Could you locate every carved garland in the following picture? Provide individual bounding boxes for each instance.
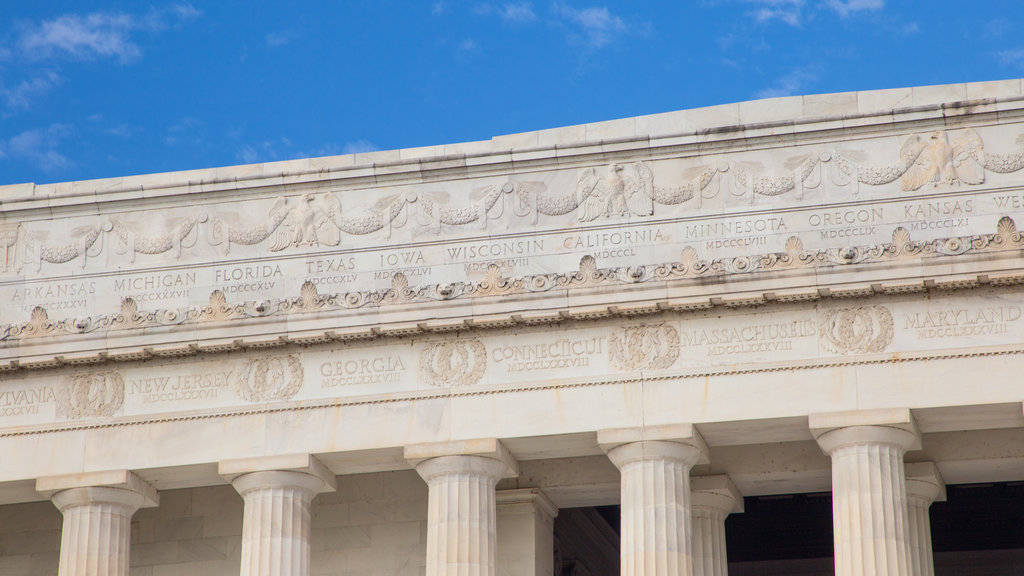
[6,128,1024,272]
[2,216,1023,345]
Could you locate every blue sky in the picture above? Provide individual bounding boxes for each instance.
[1,1,1022,186]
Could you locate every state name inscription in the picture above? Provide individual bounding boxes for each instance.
[4,188,1024,322]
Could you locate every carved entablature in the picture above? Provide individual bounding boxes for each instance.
[5,98,1024,370]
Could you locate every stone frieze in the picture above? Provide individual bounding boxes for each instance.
[4,127,1024,273]
[2,215,1022,346]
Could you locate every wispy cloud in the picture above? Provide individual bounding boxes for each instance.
[165,117,204,146]
[16,4,201,63]
[474,3,537,23]
[741,0,881,26]
[2,70,62,113]
[432,2,446,15]
[0,124,74,173]
[342,140,378,154]
[19,13,143,63]
[984,18,1010,38]
[265,30,291,47]
[755,67,816,98]
[551,3,629,48]
[997,48,1024,69]
[826,0,883,18]
[744,0,804,26]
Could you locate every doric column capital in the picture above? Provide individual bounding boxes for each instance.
[221,454,334,576]
[810,408,921,454]
[905,462,946,505]
[405,437,519,480]
[37,469,159,511]
[409,439,516,576]
[38,470,156,576]
[598,423,709,468]
[691,474,744,515]
[218,452,337,494]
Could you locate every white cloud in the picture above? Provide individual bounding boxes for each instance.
[826,0,883,17]
[551,3,628,48]
[432,2,446,15]
[457,37,480,57]
[266,30,291,47]
[19,13,142,63]
[998,48,1024,68]
[500,3,537,23]
[169,3,203,21]
[1,124,74,173]
[755,68,816,98]
[17,5,201,63]
[2,70,61,112]
[744,0,803,26]
[342,140,378,155]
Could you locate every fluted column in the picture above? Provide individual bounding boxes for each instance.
[220,454,336,576]
[905,463,945,576]
[599,425,709,576]
[406,438,519,576]
[811,409,921,576]
[37,470,158,576]
[690,475,743,576]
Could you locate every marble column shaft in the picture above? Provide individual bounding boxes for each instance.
[38,470,158,576]
[51,487,151,576]
[606,440,704,576]
[816,424,919,576]
[233,470,331,576]
[417,455,511,576]
[690,476,743,576]
[905,463,945,576]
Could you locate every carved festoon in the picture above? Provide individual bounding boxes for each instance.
[6,128,1024,272]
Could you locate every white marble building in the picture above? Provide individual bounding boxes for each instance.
[3,80,1024,575]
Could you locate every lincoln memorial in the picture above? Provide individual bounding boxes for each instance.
[3,80,1024,575]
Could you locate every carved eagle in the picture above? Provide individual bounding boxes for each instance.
[576,162,654,222]
[268,193,343,252]
[899,129,985,191]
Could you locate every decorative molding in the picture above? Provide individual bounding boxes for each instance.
[5,128,1024,270]
[55,371,125,419]
[418,339,488,387]
[235,355,304,402]
[609,324,681,371]
[3,216,1023,347]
